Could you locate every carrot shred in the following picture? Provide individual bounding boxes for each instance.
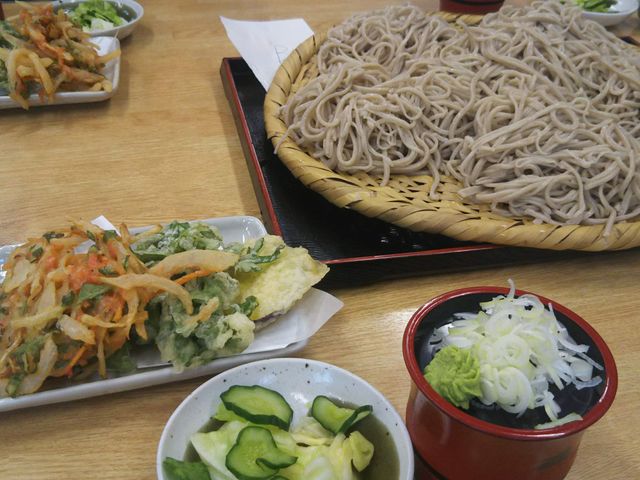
[113,302,123,322]
[175,269,211,285]
[64,345,87,377]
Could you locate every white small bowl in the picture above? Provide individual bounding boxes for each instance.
[54,0,144,40]
[157,357,415,480]
[581,0,639,27]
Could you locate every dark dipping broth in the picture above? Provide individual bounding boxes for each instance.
[415,292,607,430]
[184,400,400,480]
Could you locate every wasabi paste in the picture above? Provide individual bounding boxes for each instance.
[424,345,482,409]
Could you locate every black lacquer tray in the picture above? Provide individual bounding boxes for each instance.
[220,58,587,289]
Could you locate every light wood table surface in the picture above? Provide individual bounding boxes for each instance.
[1,1,639,479]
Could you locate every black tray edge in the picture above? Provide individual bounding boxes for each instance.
[219,58,593,288]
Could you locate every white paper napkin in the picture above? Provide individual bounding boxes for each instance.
[220,16,314,90]
[245,288,343,353]
[91,214,119,232]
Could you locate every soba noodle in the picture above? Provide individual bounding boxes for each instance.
[278,1,640,233]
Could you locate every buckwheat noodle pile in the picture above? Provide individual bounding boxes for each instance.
[278,1,640,234]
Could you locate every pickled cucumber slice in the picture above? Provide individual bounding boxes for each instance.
[220,385,293,430]
[225,426,297,480]
[310,396,372,434]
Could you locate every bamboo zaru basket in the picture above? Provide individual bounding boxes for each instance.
[263,11,640,251]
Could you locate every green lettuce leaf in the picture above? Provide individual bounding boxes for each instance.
[163,457,210,480]
[191,421,247,480]
[290,416,334,447]
[68,0,124,28]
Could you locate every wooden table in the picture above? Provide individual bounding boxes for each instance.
[1,1,639,479]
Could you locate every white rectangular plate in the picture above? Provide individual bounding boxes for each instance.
[0,36,121,110]
[0,216,336,412]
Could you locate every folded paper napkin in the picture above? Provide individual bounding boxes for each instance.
[220,16,314,90]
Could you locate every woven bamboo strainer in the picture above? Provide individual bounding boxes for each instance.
[264,11,640,251]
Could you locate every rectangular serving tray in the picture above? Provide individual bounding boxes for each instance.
[0,216,314,412]
[220,57,592,288]
[0,36,120,110]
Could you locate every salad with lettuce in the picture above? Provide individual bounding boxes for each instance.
[573,0,617,12]
[67,0,125,33]
[164,385,375,480]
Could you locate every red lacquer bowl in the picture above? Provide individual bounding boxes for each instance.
[402,287,618,480]
[439,0,505,14]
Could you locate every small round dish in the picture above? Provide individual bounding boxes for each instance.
[581,0,639,27]
[157,357,414,480]
[402,286,618,480]
[53,0,143,39]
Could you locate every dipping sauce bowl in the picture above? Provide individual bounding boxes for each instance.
[402,286,617,480]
